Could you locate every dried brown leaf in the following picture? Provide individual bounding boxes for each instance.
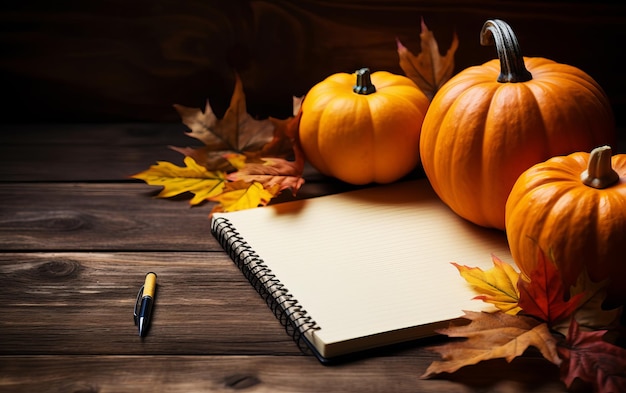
[172,74,275,171]
[422,311,560,378]
[397,18,458,100]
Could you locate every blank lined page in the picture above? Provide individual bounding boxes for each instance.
[212,179,513,357]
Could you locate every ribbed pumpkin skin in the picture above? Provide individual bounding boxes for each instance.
[505,152,626,304]
[419,57,616,230]
[299,71,430,185]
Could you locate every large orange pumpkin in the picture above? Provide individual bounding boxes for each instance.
[299,68,430,185]
[505,145,626,305]
[419,19,616,230]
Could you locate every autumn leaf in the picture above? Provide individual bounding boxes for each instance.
[259,97,304,158]
[452,254,521,314]
[517,248,585,326]
[557,319,626,393]
[226,156,305,196]
[224,109,305,195]
[397,18,458,100]
[223,153,248,171]
[134,75,305,213]
[131,156,226,205]
[552,270,624,337]
[421,310,560,378]
[170,74,287,172]
[210,180,281,213]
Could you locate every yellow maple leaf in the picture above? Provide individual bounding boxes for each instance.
[452,255,521,314]
[223,153,248,170]
[131,156,226,205]
[210,180,280,213]
[397,18,458,100]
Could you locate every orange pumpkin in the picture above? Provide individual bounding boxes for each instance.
[419,19,616,230]
[299,68,430,185]
[505,145,626,305]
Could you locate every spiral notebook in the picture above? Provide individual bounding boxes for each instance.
[211,179,513,363]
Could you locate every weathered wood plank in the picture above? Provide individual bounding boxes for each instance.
[0,251,451,359]
[1,1,624,125]
[0,123,197,182]
[0,355,565,393]
[0,252,301,355]
[0,123,322,182]
[0,183,219,251]
[0,180,365,251]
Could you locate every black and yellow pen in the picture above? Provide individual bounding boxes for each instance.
[134,272,157,337]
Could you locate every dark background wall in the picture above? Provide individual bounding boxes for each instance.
[1,1,625,127]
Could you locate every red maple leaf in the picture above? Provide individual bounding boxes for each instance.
[558,319,626,393]
[517,248,584,326]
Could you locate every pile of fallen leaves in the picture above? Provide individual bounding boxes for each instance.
[132,19,455,214]
[132,76,306,214]
[424,250,626,392]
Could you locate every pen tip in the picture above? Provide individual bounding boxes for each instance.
[138,318,147,337]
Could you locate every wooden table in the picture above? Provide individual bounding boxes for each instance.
[2,123,620,393]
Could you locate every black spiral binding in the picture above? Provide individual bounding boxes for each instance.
[211,216,321,357]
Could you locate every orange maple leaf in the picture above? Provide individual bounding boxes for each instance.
[421,310,560,379]
[397,18,458,100]
[453,254,521,314]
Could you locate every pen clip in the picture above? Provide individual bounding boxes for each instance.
[133,285,145,325]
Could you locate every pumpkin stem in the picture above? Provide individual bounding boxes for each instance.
[480,19,532,83]
[353,68,376,95]
[581,145,620,189]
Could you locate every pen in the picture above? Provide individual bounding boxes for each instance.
[134,272,157,337]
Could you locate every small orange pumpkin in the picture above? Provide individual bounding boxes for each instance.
[419,19,616,230]
[505,145,626,305]
[299,68,430,185]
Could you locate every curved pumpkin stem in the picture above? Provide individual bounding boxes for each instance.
[480,19,532,83]
[353,68,377,95]
[581,145,620,189]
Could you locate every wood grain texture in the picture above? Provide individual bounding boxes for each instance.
[0,355,564,393]
[0,181,360,251]
[0,184,218,251]
[0,252,297,355]
[0,123,193,181]
[0,123,324,182]
[1,0,625,126]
